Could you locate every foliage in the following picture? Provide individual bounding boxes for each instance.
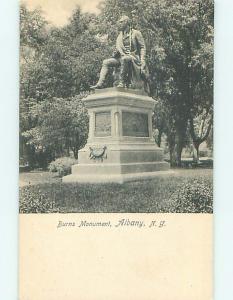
[189,105,213,162]
[20,4,48,101]
[20,6,111,101]
[97,0,213,165]
[168,179,213,213]
[19,5,110,166]
[19,185,58,213]
[22,96,89,159]
[49,157,78,177]
[20,3,48,49]
[19,170,213,213]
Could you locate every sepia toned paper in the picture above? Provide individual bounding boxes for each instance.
[19,214,212,300]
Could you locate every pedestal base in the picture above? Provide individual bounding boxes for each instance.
[63,170,173,184]
[62,88,170,184]
[62,142,170,184]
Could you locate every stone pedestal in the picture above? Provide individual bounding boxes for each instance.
[63,87,170,183]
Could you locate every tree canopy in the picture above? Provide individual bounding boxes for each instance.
[20,0,214,167]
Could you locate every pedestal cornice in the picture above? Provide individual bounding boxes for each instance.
[83,87,156,110]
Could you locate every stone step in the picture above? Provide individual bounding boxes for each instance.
[63,170,174,184]
[72,161,169,175]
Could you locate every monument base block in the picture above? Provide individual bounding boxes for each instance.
[63,142,171,184]
[62,88,170,184]
[63,170,172,184]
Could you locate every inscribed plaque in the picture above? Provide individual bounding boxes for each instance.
[122,111,149,137]
[95,111,111,137]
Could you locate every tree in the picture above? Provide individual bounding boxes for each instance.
[96,0,213,166]
[20,4,49,167]
[187,5,214,160]
[19,5,108,165]
[189,105,213,162]
[22,96,89,160]
[20,3,48,49]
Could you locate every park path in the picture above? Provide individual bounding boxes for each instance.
[19,171,61,187]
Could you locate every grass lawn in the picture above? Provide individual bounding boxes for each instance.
[19,170,61,187]
[19,169,213,213]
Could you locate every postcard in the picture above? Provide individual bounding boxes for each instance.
[19,1,213,299]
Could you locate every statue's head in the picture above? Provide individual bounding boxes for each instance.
[117,15,131,31]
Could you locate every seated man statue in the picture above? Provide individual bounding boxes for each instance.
[91,15,150,93]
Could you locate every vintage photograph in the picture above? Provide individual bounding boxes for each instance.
[19,0,214,213]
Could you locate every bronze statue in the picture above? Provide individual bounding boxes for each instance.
[91,15,150,93]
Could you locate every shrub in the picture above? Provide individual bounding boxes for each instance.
[168,179,213,213]
[19,185,59,213]
[48,157,78,177]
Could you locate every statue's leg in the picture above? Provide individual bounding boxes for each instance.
[96,58,120,87]
[118,56,132,87]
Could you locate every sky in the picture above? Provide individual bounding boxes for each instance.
[23,0,102,26]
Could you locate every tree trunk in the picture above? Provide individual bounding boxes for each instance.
[66,146,70,157]
[189,115,213,164]
[170,147,177,167]
[176,142,183,167]
[175,122,186,167]
[167,135,176,167]
[169,143,183,167]
[157,130,162,147]
[73,148,79,160]
[193,142,200,163]
[166,121,185,167]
